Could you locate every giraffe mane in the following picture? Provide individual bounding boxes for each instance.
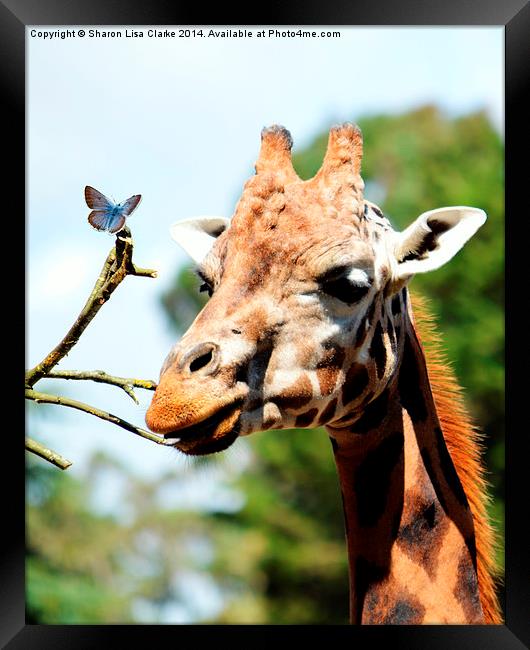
[410,292,503,624]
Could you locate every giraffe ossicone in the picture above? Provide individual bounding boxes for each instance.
[146,123,500,625]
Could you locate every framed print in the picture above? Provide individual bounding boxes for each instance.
[9,0,529,646]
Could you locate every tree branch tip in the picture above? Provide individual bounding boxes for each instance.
[132,266,158,278]
[26,389,170,447]
[123,386,140,404]
[26,437,72,470]
[159,438,179,446]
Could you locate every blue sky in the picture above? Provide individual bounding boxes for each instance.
[27,25,503,484]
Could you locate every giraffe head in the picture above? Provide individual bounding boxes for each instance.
[146,124,485,454]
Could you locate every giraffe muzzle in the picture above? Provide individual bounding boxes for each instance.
[161,401,243,455]
[145,339,249,455]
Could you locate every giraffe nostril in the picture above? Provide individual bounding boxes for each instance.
[189,349,213,372]
[180,342,220,375]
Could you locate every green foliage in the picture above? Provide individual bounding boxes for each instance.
[26,458,132,623]
[26,454,213,623]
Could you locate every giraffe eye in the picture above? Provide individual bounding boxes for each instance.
[321,278,369,304]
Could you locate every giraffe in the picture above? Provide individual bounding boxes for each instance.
[146,124,501,624]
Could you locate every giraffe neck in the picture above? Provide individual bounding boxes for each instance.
[326,321,483,624]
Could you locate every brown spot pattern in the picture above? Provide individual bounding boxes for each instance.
[366,300,377,326]
[318,397,338,425]
[295,408,318,427]
[398,334,427,421]
[453,547,483,622]
[370,321,387,379]
[362,572,425,625]
[391,293,401,315]
[420,446,448,513]
[375,593,426,625]
[341,363,369,405]
[354,317,369,348]
[352,390,390,434]
[432,426,469,509]
[396,481,449,580]
[316,346,345,396]
[354,429,404,526]
[275,374,313,411]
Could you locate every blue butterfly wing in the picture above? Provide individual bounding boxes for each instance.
[107,212,126,233]
[85,186,115,211]
[88,209,126,233]
[118,194,142,217]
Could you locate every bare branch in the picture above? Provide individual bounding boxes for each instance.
[26,389,174,447]
[26,437,72,470]
[25,224,164,469]
[25,227,157,388]
[130,266,158,278]
[45,370,157,404]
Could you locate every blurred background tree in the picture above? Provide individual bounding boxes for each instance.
[27,105,503,623]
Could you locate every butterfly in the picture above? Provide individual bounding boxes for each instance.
[85,186,142,234]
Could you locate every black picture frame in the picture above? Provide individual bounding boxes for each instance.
[11,0,529,646]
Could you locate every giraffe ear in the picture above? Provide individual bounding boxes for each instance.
[393,207,487,279]
[169,217,230,264]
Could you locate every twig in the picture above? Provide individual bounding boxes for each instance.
[25,227,157,389]
[45,370,157,404]
[26,389,174,446]
[25,225,165,468]
[26,437,72,470]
